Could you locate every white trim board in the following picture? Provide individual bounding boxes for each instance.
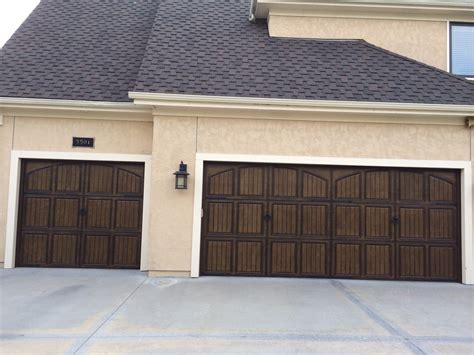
[190,153,473,284]
[130,92,474,117]
[4,150,152,271]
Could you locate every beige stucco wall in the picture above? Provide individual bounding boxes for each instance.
[269,15,448,70]
[1,112,471,273]
[12,116,153,153]
[0,115,153,264]
[147,116,197,274]
[0,116,15,264]
[146,115,471,274]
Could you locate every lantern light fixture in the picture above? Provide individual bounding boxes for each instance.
[174,161,190,189]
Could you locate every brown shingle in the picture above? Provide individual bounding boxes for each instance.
[1,0,473,105]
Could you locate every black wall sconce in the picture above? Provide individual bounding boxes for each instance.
[174,161,190,189]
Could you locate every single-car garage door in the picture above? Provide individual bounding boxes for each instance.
[16,160,144,269]
[200,163,460,281]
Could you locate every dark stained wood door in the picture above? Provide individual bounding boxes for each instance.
[16,160,144,269]
[200,163,461,281]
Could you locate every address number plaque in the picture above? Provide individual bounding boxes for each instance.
[72,137,95,148]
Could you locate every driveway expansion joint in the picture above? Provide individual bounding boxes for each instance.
[71,277,147,354]
[331,280,427,355]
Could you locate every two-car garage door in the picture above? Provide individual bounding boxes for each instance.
[16,160,144,269]
[200,163,461,281]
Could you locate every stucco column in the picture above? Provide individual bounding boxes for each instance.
[147,115,197,277]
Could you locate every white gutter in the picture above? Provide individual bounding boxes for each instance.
[0,97,150,113]
[250,0,474,21]
[129,92,474,117]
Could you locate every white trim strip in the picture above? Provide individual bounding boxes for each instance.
[4,151,152,271]
[130,92,474,117]
[0,97,150,113]
[253,0,474,21]
[190,153,473,284]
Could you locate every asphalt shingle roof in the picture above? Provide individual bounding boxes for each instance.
[1,0,473,105]
[0,0,159,102]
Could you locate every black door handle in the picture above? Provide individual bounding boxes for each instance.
[391,216,400,225]
[79,208,87,216]
[263,214,272,222]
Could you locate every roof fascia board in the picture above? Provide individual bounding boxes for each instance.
[129,92,474,118]
[254,0,474,21]
[0,97,149,113]
[0,97,152,121]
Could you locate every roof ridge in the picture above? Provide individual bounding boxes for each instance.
[358,40,473,86]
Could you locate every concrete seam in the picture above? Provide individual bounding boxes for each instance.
[331,280,426,355]
[71,277,147,354]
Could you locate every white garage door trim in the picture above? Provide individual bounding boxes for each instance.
[4,150,152,271]
[191,153,473,284]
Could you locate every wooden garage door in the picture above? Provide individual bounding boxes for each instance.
[200,163,461,281]
[16,160,144,269]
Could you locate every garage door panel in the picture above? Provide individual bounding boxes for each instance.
[399,245,426,278]
[56,164,82,192]
[239,167,265,197]
[399,207,426,240]
[272,167,298,197]
[365,244,393,278]
[116,169,143,194]
[334,170,362,200]
[19,233,49,265]
[301,204,329,237]
[271,204,298,235]
[51,234,78,266]
[82,235,110,266]
[365,171,391,200]
[236,241,264,274]
[201,163,460,281]
[115,200,141,229]
[112,236,140,267]
[86,164,114,194]
[302,170,329,199]
[399,171,424,201]
[17,160,144,269]
[237,203,263,235]
[429,208,455,240]
[208,167,234,196]
[85,199,113,229]
[365,206,392,239]
[205,240,233,273]
[429,246,455,278]
[24,197,51,227]
[429,173,456,203]
[207,202,234,234]
[335,205,361,238]
[25,164,53,192]
[301,242,329,276]
[333,243,361,277]
[53,198,80,227]
[270,241,297,275]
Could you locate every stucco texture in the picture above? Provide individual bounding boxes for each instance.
[12,117,153,154]
[145,115,471,274]
[197,117,469,161]
[269,15,448,70]
[0,116,14,263]
[146,116,197,273]
[0,115,153,265]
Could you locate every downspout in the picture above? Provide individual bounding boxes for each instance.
[249,0,257,22]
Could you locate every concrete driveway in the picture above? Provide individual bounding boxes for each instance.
[0,269,473,354]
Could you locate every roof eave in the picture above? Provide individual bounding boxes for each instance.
[129,92,474,118]
[251,0,474,21]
